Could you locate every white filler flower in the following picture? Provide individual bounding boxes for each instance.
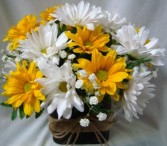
[37,57,84,119]
[20,23,68,64]
[77,70,87,78]
[97,112,107,121]
[89,96,98,105]
[79,118,90,127]
[122,66,155,122]
[112,25,165,66]
[68,54,76,60]
[75,79,83,89]
[52,1,103,30]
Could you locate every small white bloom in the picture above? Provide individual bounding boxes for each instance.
[89,96,98,105]
[78,70,87,78]
[68,54,76,60]
[92,81,100,89]
[59,50,67,58]
[89,73,96,82]
[79,118,90,127]
[75,79,83,89]
[97,112,107,121]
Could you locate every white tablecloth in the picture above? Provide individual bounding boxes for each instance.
[0,0,167,146]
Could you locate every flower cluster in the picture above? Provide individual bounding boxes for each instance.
[1,1,165,126]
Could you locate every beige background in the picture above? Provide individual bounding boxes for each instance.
[0,0,167,146]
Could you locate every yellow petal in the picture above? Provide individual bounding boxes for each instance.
[112,93,120,101]
[35,70,43,78]
[108,62,126,75]
[24,103,33,116]
[34,90,45,101]
[73,58,90,68]
[73,47,85,53]
[34,99,41,113]
[6,94,24,104]
[116,82,128,89]
[28,62,37,80]
[106,83,116,95]
[108,72,128,82]
[13,100,23,108]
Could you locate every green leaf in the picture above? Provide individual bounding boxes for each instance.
[11,109,17,121]
[61,24,67,32]
[19,108,25,119]
[6,54,16,59]
[35,109,44,119]
[106,35,113,47]
[126,58,151,69]
[1,102,12,108]
[70,27,77,34]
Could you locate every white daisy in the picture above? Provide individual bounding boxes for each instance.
[101,11,127,32]
[37,57,84,119]
[52,1,103,30]
[122,66,155,122]
[19,23,68,64]
[112,25,165,66]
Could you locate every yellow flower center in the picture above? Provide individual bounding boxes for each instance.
[41,49,47,54]
[59,82,67,92]
[84,41,93,46]
[136,27,141,33]
[24,82,32,93]
[144,39,150,45]
[96,70,108,81]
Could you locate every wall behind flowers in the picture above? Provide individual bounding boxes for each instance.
[0,0,167,146]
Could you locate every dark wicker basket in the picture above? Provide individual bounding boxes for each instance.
[49,106,110,144]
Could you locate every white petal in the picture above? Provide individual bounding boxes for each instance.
[56,32,68,49]
[63,108,72,119]
[86,23,95,30]
[57,99,68,119]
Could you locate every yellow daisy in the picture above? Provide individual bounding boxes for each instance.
[3,15,39,51]
[40,6,56,24]
[2,61,45,116]
[65,26,110,54]
[74,49,131,101]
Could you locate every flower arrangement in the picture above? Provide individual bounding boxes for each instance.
[1,1,165,145]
